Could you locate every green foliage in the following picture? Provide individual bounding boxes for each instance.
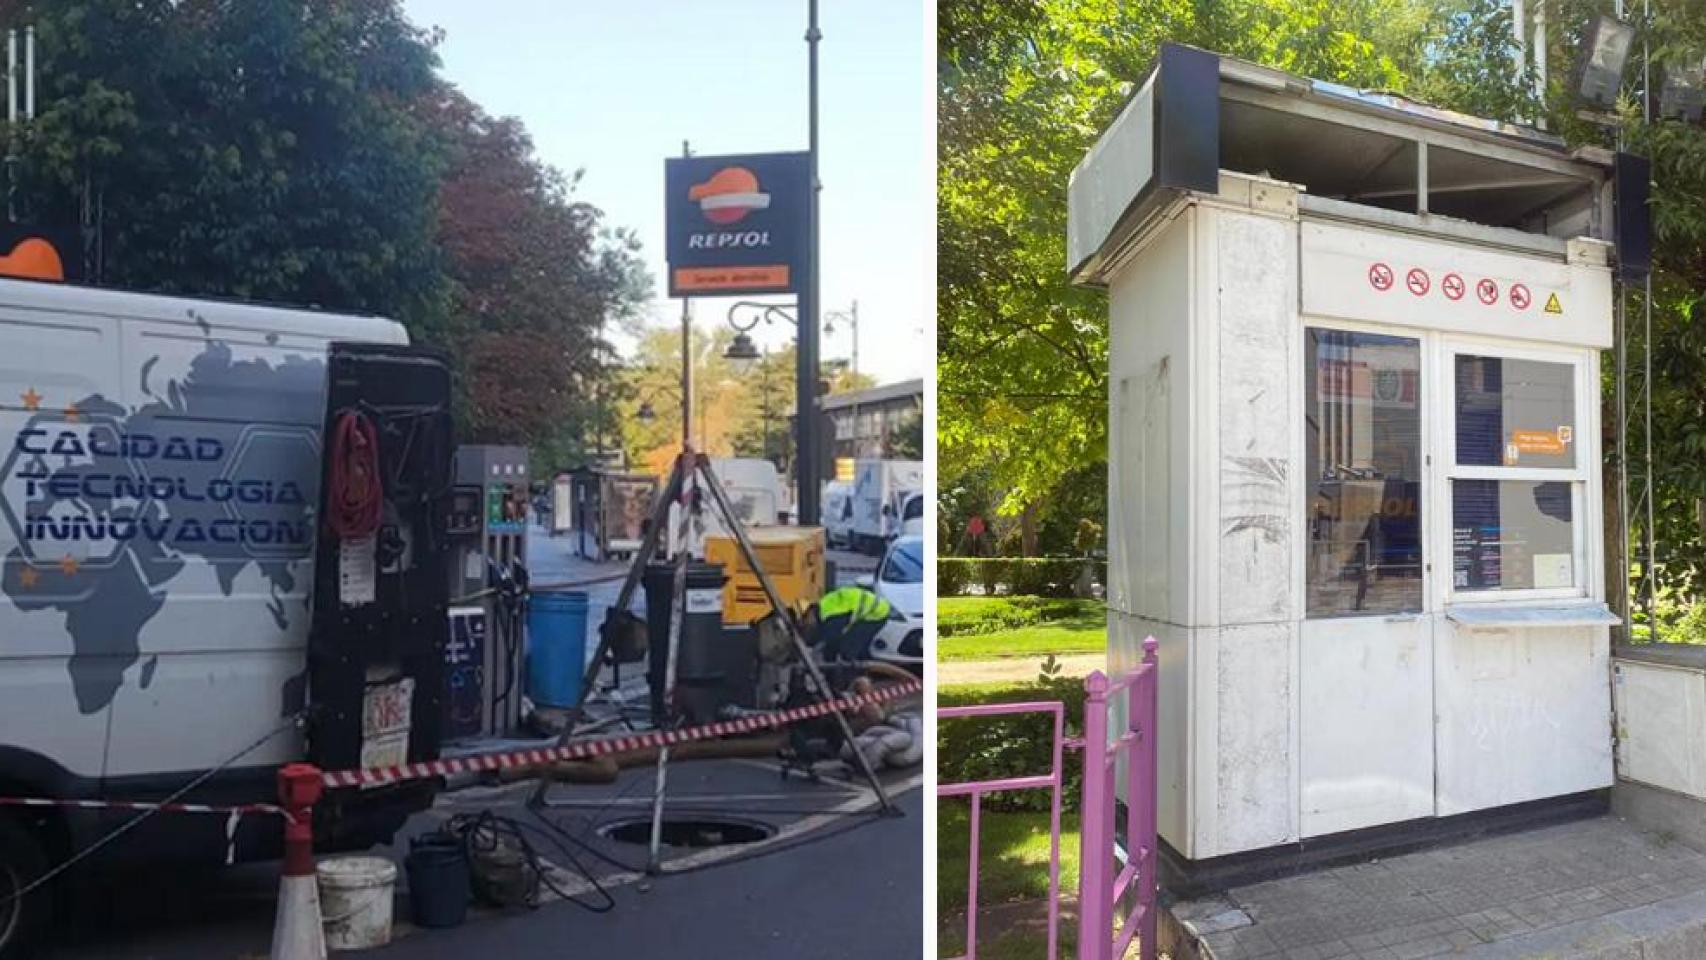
[939,556,969,597]
[938,0,1442,519]
[1,1,650,464]
[938,557,1103,597]
[938,595,1104,637]
[939,675,1087,813]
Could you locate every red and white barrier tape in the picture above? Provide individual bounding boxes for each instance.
[321,678,924,789]
[0,796,290,820]
[0,797,292,866]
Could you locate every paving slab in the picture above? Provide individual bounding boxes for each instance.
[1168,816,1706,960]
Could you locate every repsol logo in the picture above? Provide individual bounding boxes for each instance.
[15,429,225,462]
[686,231,772,250]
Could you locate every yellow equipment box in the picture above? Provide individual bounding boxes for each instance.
[704,526,827,625]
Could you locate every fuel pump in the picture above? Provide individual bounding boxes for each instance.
[442,445,530,738]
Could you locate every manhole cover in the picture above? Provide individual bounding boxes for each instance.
[599,816,776,848]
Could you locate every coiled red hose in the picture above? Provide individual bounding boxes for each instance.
[327,410,383,540]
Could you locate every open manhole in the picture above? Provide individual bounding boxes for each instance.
[599,816,776,849]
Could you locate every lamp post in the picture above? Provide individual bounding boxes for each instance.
[824,300,859,379]
[799,0,822,525]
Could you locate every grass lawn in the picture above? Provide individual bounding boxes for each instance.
[939,804,1082,957]
[940,622,1107,662]
[938,805,1081,910]
[939,595,1103,637]
[939,595,1107,662]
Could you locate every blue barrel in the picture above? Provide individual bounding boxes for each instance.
[527,590,589,708]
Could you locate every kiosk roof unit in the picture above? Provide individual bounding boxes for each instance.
[1072,46,1635,889]
[1069,44,1636,287]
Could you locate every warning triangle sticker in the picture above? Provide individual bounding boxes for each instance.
[1544,292,1563,314]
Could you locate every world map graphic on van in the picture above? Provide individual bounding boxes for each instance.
[0,342,324,714]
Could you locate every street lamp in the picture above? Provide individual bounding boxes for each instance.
[824,300,859,378]
[1574,14,1636,110]
[725,331,763,367]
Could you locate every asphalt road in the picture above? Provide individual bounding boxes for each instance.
[47,530,920,959]
[51,778,922,959]
[371,788,924,960]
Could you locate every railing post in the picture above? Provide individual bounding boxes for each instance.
[1078,671,1111,960]
[1139,637,1160,960]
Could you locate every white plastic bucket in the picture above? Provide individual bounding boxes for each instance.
[316,855,398,950]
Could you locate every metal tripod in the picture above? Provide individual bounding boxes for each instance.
[527,447,897,874]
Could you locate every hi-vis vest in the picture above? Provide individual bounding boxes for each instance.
[819,585,890,623]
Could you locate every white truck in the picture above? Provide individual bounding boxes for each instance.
[851,458,923,554]
[822,480,856,548]
[0,278,443,953]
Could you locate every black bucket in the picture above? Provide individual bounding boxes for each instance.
[405,834,470,929]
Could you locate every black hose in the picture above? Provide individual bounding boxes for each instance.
[436,809,615,914]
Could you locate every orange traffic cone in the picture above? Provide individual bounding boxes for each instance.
[271,764,326,960]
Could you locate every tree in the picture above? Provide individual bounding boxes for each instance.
[7,0,452,324]
[428,89,650,465]
[0,0,652,471]
[937,0,1443,528]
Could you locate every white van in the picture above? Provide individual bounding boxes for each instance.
[822,480,856,548]
[0,279,439,952]
[852,459,924,554]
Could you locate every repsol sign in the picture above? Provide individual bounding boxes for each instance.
[665,151,809,297]
[686,231,772,250]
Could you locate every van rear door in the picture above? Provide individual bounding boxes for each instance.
[306,342,453,774]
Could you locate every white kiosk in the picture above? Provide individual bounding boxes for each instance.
[1070,45,1649,887]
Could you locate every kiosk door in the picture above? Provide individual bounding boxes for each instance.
[1299,328,1435,836]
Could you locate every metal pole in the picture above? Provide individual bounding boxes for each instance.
[850,299,859,379]
[697,455,895,812]
[595,317,605,466]
[7,31,16,125]
[648,484,689,874]
[22,25,31,122]
[681,141,695,452]
[796,0,822,525]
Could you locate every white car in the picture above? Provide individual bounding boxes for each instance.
[866,534,923,670]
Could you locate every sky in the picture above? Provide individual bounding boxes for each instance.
[403,0,931,385]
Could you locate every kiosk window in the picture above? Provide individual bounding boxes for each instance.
[1451,480,1574,590]
[1449,351,1582,594]
[1455,355,1576,469]
[1305,329,1423,617]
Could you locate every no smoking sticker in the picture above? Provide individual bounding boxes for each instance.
[1441,273,1465,300]
[1368,262,1394,291]
[1405,268,1430,296]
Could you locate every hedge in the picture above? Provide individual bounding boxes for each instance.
[936,557,1104,598]
[939,675,1088,813]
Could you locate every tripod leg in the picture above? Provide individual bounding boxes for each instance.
[649,466,695,873]
[531,453,688,811]
[694,456,896,814]
[559,455,686,724]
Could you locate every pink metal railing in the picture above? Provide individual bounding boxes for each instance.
[937,699,1068,960]
[936,635,1160,960]
[1079,636,1160,960]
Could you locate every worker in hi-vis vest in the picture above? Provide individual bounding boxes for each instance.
[815,584,892,662]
